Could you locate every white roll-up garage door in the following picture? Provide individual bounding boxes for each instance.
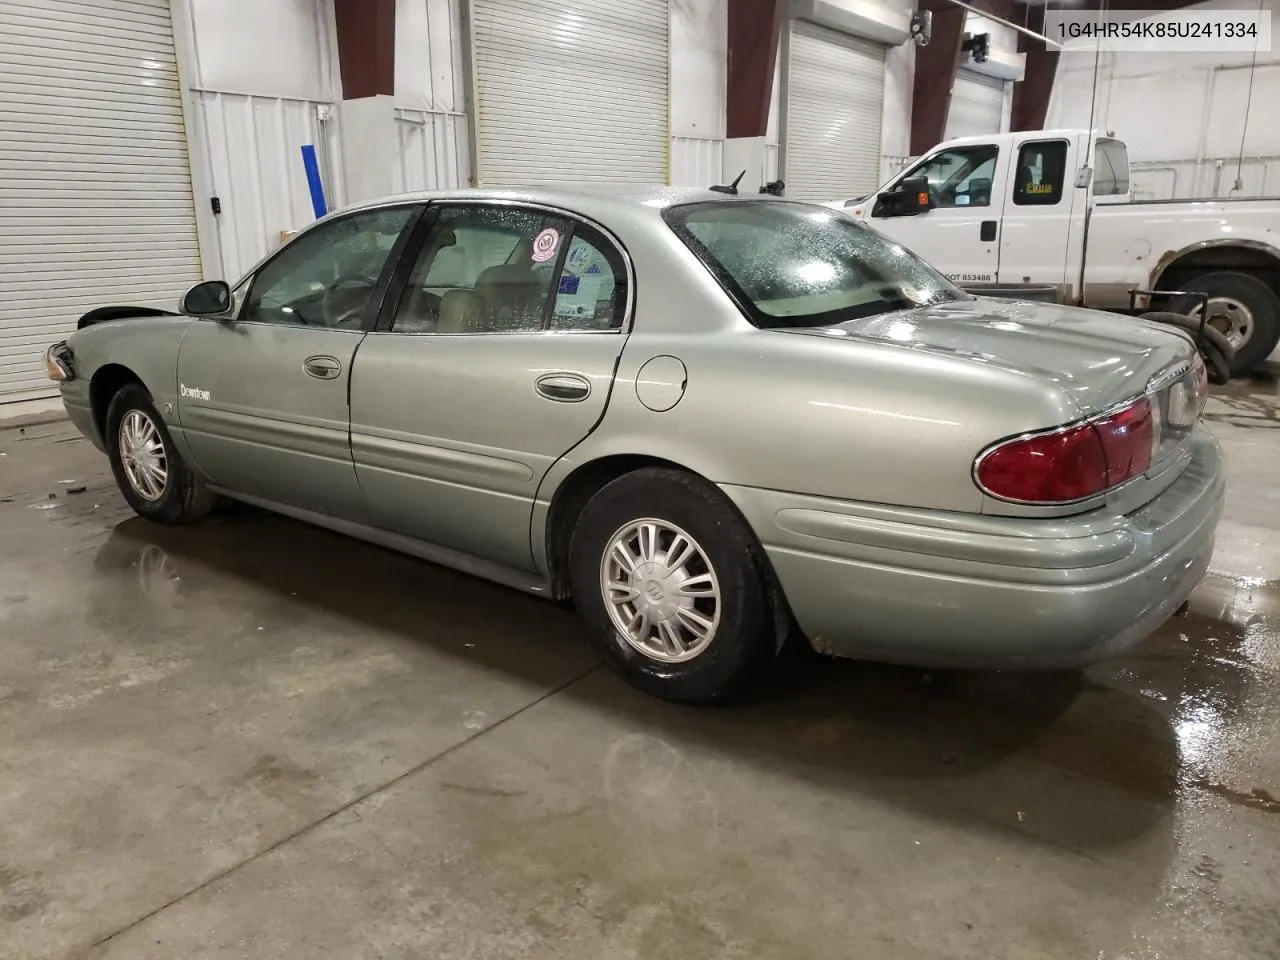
[783,20,886,202]
[0,0,201,404]
[471,0,669,185]
[944,69,1007,140]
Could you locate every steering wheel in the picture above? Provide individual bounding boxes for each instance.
[324,274,380,328]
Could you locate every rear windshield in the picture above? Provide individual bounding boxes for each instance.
[663,200,968,329]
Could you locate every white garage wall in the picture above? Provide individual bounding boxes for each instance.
[670,0,726,187]
[174,0,343,282]
[1046,0,1280,200]
[394,0,471,191]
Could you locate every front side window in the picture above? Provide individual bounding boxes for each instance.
[240,206,416,328]
[1013,141,1069,206]
[665,201,968,329]
[392,205,625,334]
[885,145,999,211]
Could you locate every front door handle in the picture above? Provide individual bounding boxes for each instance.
[980,220,998,242]
[535,373,591,403]
[303,355,342,380]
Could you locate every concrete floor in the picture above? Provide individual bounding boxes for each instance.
[1,379,1278,960]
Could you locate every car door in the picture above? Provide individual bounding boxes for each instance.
[867,142,1008,286]
[349,202,630,572]
[996,136,1075,289]
[176,204,422,521]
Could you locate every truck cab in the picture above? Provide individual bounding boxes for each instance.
[831,130,1128,300]
[830,130,1280,374]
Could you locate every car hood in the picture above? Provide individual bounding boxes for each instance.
[783,296,1195,417]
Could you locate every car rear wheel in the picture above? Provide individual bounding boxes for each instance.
[106,384,215,524]
[568,467,784,704]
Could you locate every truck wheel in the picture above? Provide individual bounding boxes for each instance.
[1169,271,1280,375]
[568,468,784,704]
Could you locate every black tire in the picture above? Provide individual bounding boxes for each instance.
[1168,271,1280,375]
[105,383,215,524]
[568,468,785,705]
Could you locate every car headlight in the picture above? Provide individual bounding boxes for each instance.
[46,342,75,382]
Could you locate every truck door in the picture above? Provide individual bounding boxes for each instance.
[864,141,1008,286]
[996,136,1076,290]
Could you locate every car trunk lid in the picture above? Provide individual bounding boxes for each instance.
[825,297,1199,417]
[780,296,1207,510]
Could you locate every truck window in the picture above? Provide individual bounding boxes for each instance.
[893,145,998,210]
[1012,140,1068,206]
[1094,138,1130,196]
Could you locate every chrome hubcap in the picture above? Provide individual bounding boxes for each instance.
[118,409,168,501]
[601,519,722,663]
[1201,296,1254,351]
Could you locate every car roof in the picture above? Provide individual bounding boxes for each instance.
[342,183,774,224]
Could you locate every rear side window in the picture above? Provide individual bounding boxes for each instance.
[1012,141,1068,206]
[1094,138,1130,196]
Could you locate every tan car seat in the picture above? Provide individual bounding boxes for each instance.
[436,290,485,333]
[474,264,547,332]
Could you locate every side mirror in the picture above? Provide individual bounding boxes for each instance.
[181,280,231,317]
[898,176,932,214]
[871,177,932,218]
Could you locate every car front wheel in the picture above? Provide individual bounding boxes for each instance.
[105,383,215,524]
[569,467,784,704]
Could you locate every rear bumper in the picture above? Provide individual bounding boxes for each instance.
[722,427,1224,670]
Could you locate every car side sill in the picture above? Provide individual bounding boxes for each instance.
[208,488,553,597]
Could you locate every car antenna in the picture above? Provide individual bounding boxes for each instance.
[710,170,747,195]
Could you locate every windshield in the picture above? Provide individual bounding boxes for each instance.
[664,201,968,329]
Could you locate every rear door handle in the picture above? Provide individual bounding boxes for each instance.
[980,220,998,242]
[303,355,342,380]
[535,373,590,403]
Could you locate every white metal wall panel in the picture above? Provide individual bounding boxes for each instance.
[471,0,669,184]
[0,0,202,403]
[783,20,886,202]
[393,108,471,195]
[945,69,1006,140]
[669,137,724,188]
[191,92,345,282]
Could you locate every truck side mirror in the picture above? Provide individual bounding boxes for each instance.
[872,176,932,218]
[900,177,932,214]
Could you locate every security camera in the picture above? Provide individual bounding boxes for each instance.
[910,9,932,46]
[961,32,990,64]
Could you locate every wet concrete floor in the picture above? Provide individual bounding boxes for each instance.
[1,377,1278,959]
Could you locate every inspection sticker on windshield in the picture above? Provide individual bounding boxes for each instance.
[531,228,560,263]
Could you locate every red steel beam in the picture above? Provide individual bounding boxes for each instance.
[727,0,788,139]
[910,0,966,155]
[333,0,395,100]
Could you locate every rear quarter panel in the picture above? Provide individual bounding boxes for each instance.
[540,316,1084,533]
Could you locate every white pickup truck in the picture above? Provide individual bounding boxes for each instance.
[827,129,1280,374]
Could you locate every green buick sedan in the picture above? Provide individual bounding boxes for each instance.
[48,186,1223,703]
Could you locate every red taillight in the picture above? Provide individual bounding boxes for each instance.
[976,398,1154,504]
